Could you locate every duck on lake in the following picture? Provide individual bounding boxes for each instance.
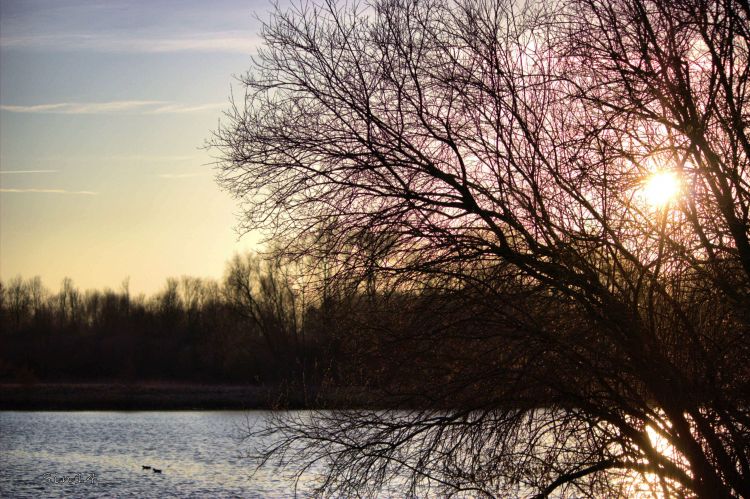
[142,465,151,470]
[153,468,162,474]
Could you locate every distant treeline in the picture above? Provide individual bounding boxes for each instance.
[1,252,555,408]
[0,254,339,385]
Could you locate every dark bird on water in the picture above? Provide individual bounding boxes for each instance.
[153,469,162,474]
[142,465,151,470]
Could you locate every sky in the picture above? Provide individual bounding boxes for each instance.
[0,0,277,295]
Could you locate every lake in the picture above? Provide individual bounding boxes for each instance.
[0,410,666,498]
[0,411,319,498]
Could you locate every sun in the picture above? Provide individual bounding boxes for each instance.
[643,171,680,208]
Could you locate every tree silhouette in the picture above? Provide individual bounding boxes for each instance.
[214,0,750,496]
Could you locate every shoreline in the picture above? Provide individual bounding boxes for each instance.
[0,383,505,411]
[0,382,320,411]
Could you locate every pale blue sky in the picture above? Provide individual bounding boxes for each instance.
[0,0,275,294]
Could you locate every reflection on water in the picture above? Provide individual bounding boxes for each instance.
[0,411,319,498]
[0,410,679,498]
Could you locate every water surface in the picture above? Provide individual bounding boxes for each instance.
[0,411,314,498]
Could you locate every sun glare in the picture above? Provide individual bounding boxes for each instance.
[643,171,680,208]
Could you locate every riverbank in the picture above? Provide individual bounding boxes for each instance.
[0,383,322,410]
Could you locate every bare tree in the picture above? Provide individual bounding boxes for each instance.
[213,0,750,496]
[5,277,30,331]
[223,253,308,379]
[56,277,81,329]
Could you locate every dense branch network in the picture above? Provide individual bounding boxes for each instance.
[213,0,750,496]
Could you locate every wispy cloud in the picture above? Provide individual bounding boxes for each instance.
[0,33,261,54]
[0,188,98,195]
[0,170,58,174]
[149,103,226,114]
[158,172,207,179]
[100,155,203,165]
[31,155,199,164]
[0,100,224,115]
[102,155,196,162]
[1,101,166,114]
